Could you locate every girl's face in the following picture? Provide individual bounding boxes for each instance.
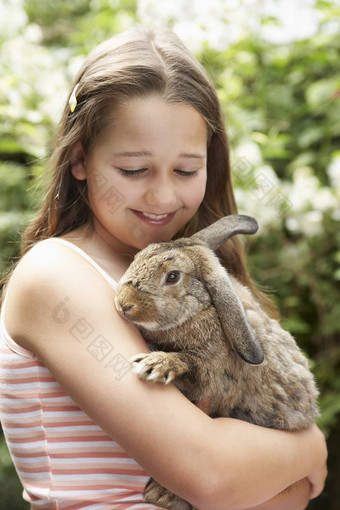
[71,95,208,254]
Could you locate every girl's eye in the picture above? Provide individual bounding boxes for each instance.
[118,168,147,177]
[164,271,182,285]
[175,169,198,178]
[117,168,198,178]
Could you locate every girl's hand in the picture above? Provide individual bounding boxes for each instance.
[246,478,311,510]
[195,398,210,415]
[308,458,328,500]
[306,425,328,499]
[247,424,327,510]
[195,397,327,509]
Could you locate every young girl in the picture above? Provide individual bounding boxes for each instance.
[0,26,327,510]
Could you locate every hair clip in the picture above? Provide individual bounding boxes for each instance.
[69,83,80,113]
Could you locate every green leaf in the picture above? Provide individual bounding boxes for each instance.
[306,77,340,109]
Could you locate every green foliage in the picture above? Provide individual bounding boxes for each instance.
[25,0,138,49]
[0,0,339,508]
[0,162,41,273]
[208,32,340,183]
[0,441,29,510]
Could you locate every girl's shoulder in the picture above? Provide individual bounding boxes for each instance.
[30,237,119,289]
[10,236,120,290]
[8,238,106,293]
[3,238,118,352]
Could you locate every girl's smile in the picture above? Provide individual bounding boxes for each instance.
[131,209,177,226]
[71,94,208,253]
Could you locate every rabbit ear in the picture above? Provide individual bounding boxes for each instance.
[204,262,264,365]
[192,214,258,251]
[192,215,262,363]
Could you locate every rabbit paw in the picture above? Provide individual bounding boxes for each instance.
[144,477,193,510]
[129,352,188,385]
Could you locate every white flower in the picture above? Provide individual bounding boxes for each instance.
[1,36,68,123]
[254,164,280,187]
[285,217,300,233]
[332,209,340,221]
[300,210,323,237]
[137,0,323,48]
[255,0,321,44]
[235,186,281,231]
[327,155,340,190]
[286,210,323,237]
[23,23,43,44]
[289,167,320,212]
[173,21,206,54]
[0,0,27,39]
[311,188,339,212]
[232,141,263,168]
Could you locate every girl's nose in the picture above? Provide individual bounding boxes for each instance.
[144,180,177,209]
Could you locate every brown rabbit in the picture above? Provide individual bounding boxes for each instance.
[115,214,319,510]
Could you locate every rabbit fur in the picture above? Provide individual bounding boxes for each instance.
[115,214,319,510]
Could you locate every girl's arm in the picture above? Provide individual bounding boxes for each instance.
[5,242,327,510]
[247,478,312,510]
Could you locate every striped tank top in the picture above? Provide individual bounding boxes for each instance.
[0,238,160,509]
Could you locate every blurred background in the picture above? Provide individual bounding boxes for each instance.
[0,0,339,508]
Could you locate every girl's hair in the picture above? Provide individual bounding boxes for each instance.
[16,26,277,317]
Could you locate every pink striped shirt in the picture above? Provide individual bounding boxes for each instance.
[0,239,161,509]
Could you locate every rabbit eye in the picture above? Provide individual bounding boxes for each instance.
[164,271,181,285]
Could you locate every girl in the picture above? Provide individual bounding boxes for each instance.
[0,26,327,510]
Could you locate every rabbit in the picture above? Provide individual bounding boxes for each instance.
[114,214,319,510]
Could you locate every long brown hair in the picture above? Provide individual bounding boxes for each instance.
[7,26,277,317]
